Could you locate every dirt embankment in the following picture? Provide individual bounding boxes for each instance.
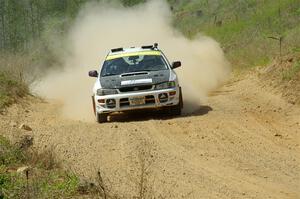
[0,72,299,199]
[258,53,300,105]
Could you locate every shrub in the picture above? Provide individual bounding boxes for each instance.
[0,72,28,110]
[0,136,80,198]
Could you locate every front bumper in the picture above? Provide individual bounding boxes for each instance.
[94,87,180,114]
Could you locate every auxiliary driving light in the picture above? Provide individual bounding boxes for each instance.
[98,99,105,104]
[106,99,116,108]
[169,91,176,96]
[158,93,168,103]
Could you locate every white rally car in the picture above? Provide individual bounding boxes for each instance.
[88,43,183,123]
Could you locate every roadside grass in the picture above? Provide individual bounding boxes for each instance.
[282,61,300,81]
[0,135,80,198]
[0,135,164,199]
[173,0,300,68]
[0,71,28,110]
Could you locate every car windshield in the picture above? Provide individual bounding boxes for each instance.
[100,55,168,77]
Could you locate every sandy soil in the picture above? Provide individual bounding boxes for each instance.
[1,71,299,199]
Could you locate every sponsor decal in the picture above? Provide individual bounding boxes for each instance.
[121,79,153,86]
[106,51,161,60]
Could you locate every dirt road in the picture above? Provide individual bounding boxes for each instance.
[1,72,299,199]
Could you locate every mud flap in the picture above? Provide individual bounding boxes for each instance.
[92,95,96,115]
[179,87,184,109]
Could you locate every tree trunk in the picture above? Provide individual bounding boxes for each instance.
[0,0,6,49]
[29,0,35,38]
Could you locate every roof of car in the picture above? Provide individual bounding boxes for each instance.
[109,47,158,55]
[106,47,162,61]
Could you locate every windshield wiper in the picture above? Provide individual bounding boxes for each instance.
[130,70,153,72]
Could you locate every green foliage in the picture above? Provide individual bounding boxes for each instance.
[0,72,28,110]
[0,0,89,52]
[174,0,300,68]
[0,136,24,166]
[0,0,299,69]
[292,47,300,53]
[0,169,79,198]
[121,0,146,6]
[39,172,79,197]
[0,135,25,198]
[0,136,80,198]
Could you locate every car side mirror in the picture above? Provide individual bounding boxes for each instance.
[171,61,181,69]
[88,70,98,77]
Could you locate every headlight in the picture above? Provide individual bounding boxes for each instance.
[97,88,118,96]
[155,81,176,90]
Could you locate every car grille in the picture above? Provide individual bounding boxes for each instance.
[145,95,155,104]
[120,98,130,107]
[119,85,153,92]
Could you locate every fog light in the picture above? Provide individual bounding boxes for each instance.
[158,93,168,103]
[169,91,176,96]
[106,99,116,108]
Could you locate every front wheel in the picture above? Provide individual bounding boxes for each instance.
[169,88,183,116]
[96,112,108,123]
[168,103,181,116]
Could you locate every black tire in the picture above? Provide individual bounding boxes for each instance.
[169,103,181,116]
[96,112,108,123]
[169,88,183,116]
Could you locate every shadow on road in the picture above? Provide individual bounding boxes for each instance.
[189,105,213,116]
[108,105,213,123]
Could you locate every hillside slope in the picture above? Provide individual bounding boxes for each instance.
[1,0,299,69]
[172,0,300,67]
[259,53,300,105]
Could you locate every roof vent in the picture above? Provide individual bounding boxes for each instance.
[141,45,153,49]
[141,43,159,50]
[111,47,123,53]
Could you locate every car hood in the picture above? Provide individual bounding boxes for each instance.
[99,70,170,89]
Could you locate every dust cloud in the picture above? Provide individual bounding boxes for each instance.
[33,0,230,121]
